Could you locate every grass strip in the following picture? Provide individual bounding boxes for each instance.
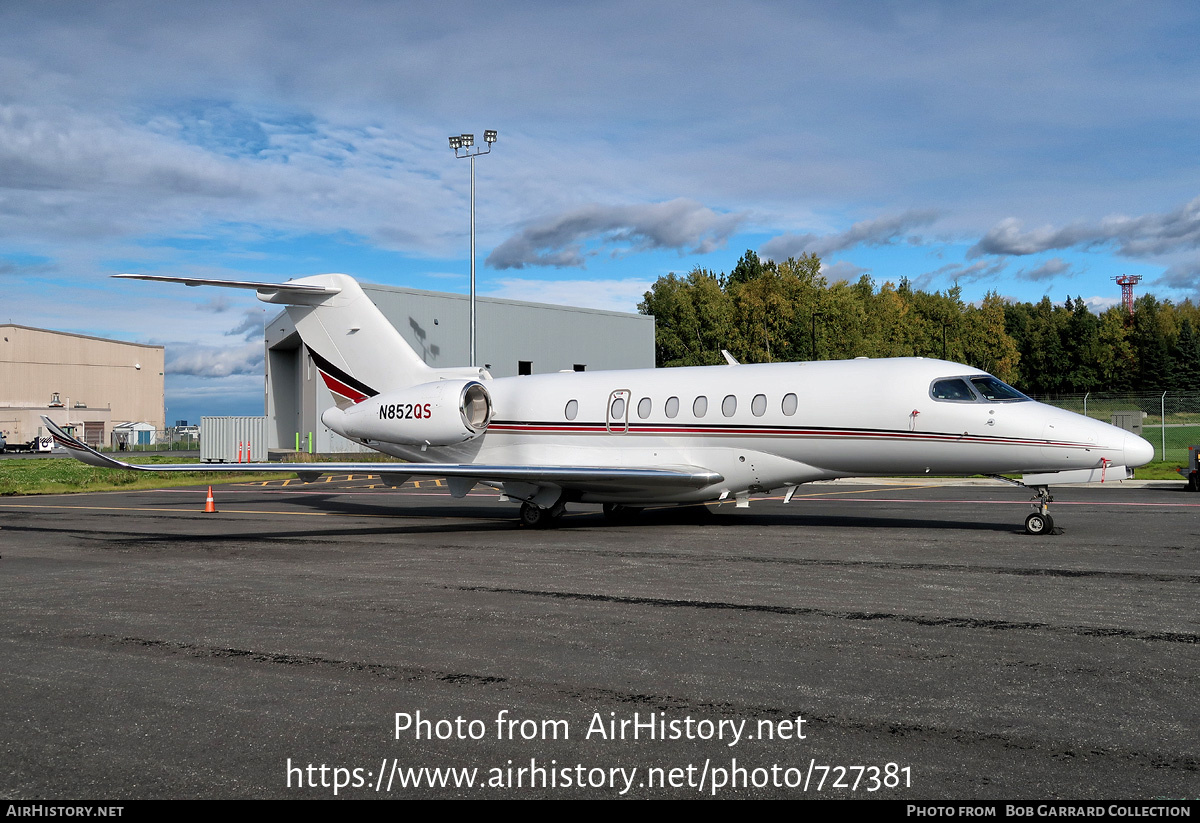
[0,457,286,496]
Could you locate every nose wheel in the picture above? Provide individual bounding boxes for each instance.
[1024,485,1055,536]
[1024,511,1054,535]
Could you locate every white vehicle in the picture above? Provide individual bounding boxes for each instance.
[45,273,1155,533]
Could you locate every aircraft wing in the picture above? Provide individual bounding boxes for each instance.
[41,417,722,494]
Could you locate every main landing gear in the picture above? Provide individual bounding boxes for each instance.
[519,500,565,529]
[517,500,644,527]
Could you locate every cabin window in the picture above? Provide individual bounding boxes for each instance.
[693,396,708,417]
[781,393,798,415]
[970,376,1030,402]
[665,396,680,418]
[930,378,977,402]
[722,395,737,417]
[518,361,532,375]
[637,397,652,419]
[611,397,626,418]
[564,399,578,420]
[573,364,586,372]
[751,394,767,416]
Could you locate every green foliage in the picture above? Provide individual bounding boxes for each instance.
[640,253,1199,394]
[638,268,733,366]
[0,457,281,496]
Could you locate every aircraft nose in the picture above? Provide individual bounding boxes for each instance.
[1123,432,1155,467]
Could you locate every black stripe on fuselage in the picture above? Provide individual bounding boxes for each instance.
[485,419,1092,448]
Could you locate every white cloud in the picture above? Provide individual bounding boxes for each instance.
[165,341,263,378]
[1078,295,1121,312]
[760,210,939,261]
[1154,261,1200,300]
[1015,257,1074,282]
[486,200,743,270]
[916,258,1009,290]
[969,197,1200,259]
[819,260,869,283]
[0,103,465,254]
[224,308,270,341]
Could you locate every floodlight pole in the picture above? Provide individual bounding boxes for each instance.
[449,130,497,367]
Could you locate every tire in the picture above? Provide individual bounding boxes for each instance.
[519,502,562,529]
[1024,512,1054,535]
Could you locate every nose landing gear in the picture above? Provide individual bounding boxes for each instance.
[1023,485,1055,535]
[988,475,1058,536]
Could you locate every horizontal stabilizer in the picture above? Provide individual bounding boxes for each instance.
[113,273,341,305]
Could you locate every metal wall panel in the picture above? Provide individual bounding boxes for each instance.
[0,324,165,442]
[263,284,655,451]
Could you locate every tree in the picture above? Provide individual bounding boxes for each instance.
[1063,297,1102,393]
[638,268,733,367]
[961,292,1020,384]
[1131,295,1173,392]
[725,249,775,289]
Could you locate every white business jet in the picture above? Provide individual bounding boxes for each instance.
[43,273,1155,534]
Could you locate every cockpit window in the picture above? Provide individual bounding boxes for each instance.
[930,378,977,402]
[970,376,1030,402]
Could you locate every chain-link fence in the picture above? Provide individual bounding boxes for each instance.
[1030,392,1200,463]
[107,429,201,453]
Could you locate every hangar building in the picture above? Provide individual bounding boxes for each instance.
[0,325,165,446]
[265,283,655,452]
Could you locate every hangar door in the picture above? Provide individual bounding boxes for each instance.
[83,422,104,447]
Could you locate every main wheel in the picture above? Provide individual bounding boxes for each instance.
[519,501,564,528]
[519,502,546,528]
[1024,512,1054,535]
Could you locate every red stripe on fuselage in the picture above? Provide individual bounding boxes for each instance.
[484,422,1097,449]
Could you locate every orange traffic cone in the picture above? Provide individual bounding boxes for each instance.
[203,486,217,514]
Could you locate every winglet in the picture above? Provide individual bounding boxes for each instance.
[40,416,146,471]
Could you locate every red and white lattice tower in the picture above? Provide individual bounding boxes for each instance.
[1112,274,1142,316]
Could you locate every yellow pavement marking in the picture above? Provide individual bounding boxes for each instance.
[0,502,412,518]
[776,483,943,500]
[246,475,449,489]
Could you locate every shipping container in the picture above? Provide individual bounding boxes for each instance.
[200,416,267,463]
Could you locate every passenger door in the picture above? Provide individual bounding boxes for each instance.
[606,389,631,434]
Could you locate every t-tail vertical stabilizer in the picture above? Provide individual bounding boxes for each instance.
[114,273,488,408]
[274,273,436,406]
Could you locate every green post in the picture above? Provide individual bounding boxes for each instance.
[308,432,313,454]
[295,431,300,452]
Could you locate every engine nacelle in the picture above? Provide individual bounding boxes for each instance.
[322,380,492,446]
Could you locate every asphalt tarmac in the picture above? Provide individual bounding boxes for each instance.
[1,477,1196,799]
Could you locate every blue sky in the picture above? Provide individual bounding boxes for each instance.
[2,1,1199,421]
